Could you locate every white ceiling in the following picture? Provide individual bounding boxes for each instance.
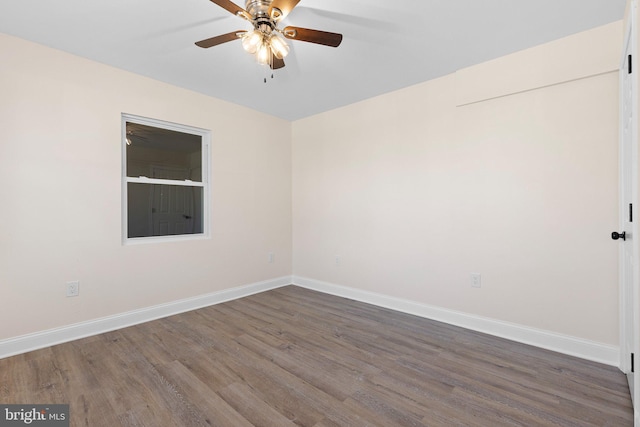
[0,0,627,121]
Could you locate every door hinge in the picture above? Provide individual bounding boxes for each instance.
[629,55,633,74]
[632,353,635,373]
[630,203,633,223]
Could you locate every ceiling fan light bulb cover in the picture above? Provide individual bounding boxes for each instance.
[270,34,289,59]
[256,43,271,64]
[242,30,262,54]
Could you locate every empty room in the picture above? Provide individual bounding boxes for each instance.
[1,0,639,425]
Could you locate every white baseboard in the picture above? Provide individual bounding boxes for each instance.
[292,276,620,367]
[1,275,620,368]
[0,276,292,360]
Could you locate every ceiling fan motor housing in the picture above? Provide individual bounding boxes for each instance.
[246,0,278,19]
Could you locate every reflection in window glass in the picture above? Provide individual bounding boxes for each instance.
[127,183,203,238]
[126,122,202,182]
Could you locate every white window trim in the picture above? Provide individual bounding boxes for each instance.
[121,113,211,245]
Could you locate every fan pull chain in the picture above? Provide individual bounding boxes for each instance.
[263,72,275,84]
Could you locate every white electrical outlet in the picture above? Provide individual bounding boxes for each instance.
[471,273,481,288]
[268,252,274,263]
[66,281,80,297]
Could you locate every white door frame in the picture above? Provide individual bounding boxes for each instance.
[619,1,640,422]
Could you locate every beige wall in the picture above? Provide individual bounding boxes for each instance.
[0,33,292,340]
[292,22,622,345]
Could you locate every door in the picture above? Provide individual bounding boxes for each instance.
[619,8,639,410]
[149,166,195,236]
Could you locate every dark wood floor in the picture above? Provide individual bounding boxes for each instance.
[0,285,633,426]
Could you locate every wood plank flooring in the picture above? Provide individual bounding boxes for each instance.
[0,285,633,426]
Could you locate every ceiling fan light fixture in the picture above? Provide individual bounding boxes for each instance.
[270,33,289,59]
[242,30,263,54]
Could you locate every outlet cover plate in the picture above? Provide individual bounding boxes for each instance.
[66,281,80,297]
[471,273,481,288]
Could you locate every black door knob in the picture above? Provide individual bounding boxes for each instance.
[612,231,626,241]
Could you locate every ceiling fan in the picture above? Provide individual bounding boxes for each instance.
[195,0,343,70]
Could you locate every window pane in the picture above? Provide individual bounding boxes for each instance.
[126,122,202,182]
[127,183,204,238]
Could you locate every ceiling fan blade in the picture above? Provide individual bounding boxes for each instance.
[295,6,401,33]
[195,31,245,48]
[282,26,343,47]
[271,55,285,70]
[268,0,300,21]
[208,0,252,20]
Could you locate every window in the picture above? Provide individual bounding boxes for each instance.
[122,114,210,243]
